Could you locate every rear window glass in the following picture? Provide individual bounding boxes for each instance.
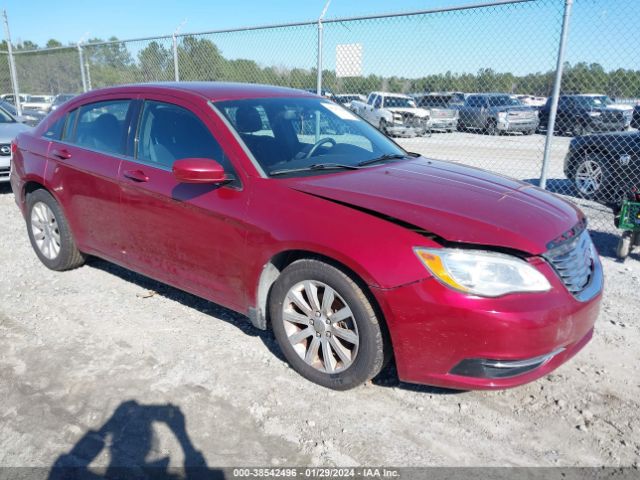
[71,100,131,155]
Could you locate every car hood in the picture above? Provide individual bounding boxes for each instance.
[607,103,633,112]
[0,122,31,142]
[287,158,582,255]
[490,105,535,113]
[573,131,640,152]
[387,107,429,118]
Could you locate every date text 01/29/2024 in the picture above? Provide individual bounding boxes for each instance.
[231,467,399,477]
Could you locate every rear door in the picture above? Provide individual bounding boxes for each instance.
[117,95,249,309]
[46,97,134,259]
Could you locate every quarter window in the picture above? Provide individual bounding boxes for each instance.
[136,101,228,170]
[72,100,131,155]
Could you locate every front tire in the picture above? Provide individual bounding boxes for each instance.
[572,153,613,202]
[485,119,499,135]
[269,259,386,390]
[26,189,86,271]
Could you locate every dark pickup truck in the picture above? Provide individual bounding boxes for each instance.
[540,94,633,136]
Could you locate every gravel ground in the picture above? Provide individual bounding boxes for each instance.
[1,145,639,470]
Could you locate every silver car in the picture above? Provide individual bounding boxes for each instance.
[0,107,31,183]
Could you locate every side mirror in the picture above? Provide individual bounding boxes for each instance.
[172,158,228,184]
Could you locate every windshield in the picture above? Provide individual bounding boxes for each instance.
[29,96,50,103]
[0,106,16,123]
[487,96,522,107]
[215,97,407,177]
[383,96,416,108]
[576,96,613,108]
[53,95,74,105]
[0,101,17,116]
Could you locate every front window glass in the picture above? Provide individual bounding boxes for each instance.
[383,96,416,108]
[216,96,406,177]
[137,100,229,171]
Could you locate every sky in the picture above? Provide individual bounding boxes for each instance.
[2,0,638,78]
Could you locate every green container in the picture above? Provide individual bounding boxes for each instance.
[618,200,640,231]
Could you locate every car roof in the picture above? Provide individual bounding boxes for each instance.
[68,82,318,104]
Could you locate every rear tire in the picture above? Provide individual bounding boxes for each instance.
[269,259,386,390]
[26,189,86,271]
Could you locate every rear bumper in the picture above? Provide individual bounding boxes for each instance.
[372,259,602,390]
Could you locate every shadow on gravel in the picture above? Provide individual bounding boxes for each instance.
[48,400,223,480]
[524,177,575,196]
[0,182,12,194]
[372,362,464,395]
[86,257,287,364]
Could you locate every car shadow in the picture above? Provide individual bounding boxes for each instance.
[372,362,463,395]
[0,182,13,195]
[48,400,224,480]
[524,177,576,196]
[86,257,287,365]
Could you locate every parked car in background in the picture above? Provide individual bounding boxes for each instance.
[0,106,31,182]
[539,94,633,136]
[457,93,539,135]
[333,94,366,110]
[631,104,640,129]
[412,93,460,132]
[0,100,45,127]
[516,95,547,109]
[22,95,54,112]
[48,94,77,113]
[351,92,429,136]
[564,130,639,204]
[11,82,602,391]
[0,93,30,105]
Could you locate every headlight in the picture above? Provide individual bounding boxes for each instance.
[497,112,507,120]
[414,248,551,297]
[588,111,601,117]
[392,114,403,124]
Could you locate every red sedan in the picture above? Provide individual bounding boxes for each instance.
[10,83,603,390]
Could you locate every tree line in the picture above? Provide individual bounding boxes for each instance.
[1,37,639,99]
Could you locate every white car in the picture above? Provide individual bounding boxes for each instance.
[21,95,54,112]
[351,92,429,137]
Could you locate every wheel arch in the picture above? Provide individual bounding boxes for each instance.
[249,249,386,335]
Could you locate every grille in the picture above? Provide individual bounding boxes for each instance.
[544,230,595,295]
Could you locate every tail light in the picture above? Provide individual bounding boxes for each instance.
[11,140,17,154]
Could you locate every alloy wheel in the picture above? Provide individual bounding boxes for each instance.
[574,158,603,197]
[282,280,359,374]
[30,201,61,260]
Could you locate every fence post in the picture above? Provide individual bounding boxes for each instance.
[173,33,180,82]
[539,0,573,190]
[2,10,22,116]
[85,58,92,91]
[316,0,331,95]
[77,43,88,92]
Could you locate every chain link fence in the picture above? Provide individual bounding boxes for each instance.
[0,0,638,241]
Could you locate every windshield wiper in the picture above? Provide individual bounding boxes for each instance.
[269,163,362,177]
[356,153,416,167]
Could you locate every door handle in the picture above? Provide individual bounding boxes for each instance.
[123,169,149,183]
[51,148,72,160]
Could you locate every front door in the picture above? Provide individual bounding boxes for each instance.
[118,97,249,310]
